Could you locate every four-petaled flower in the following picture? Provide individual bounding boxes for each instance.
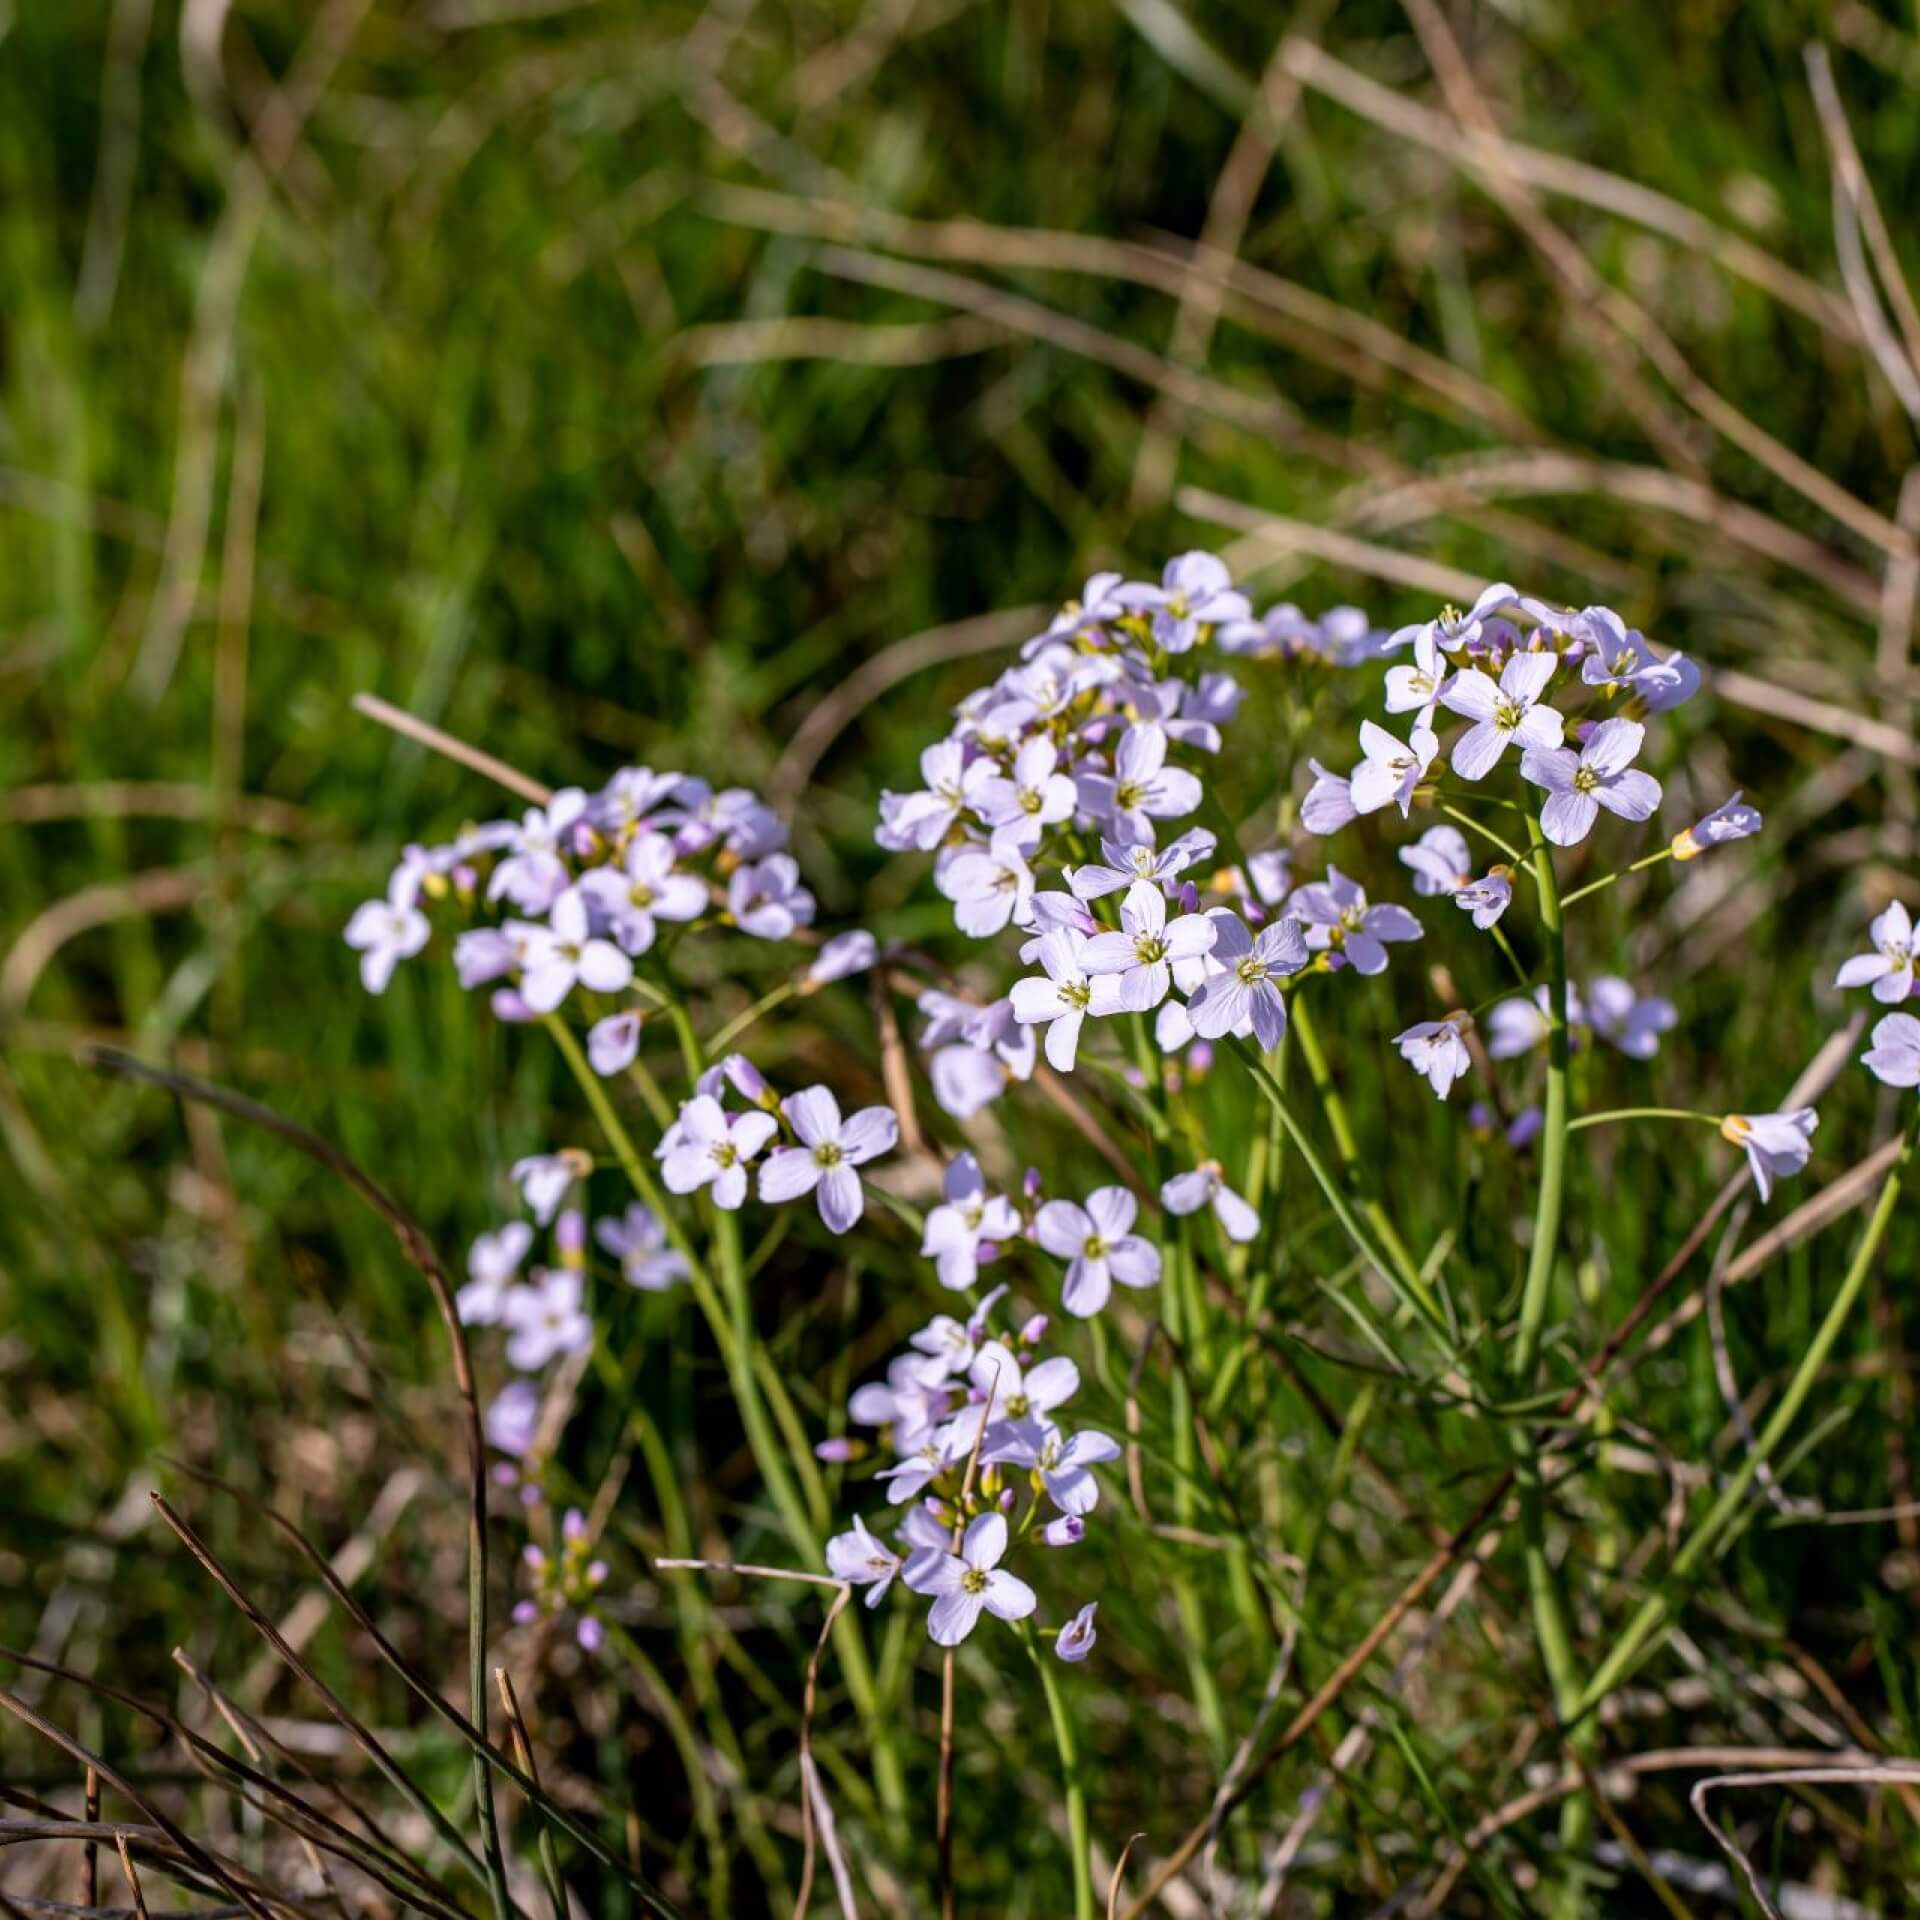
[658,1094,779,1209]
[825,1516,903,1608]
[1288,870,1423,975]
[1454,868,1514,930]
[1520,717,1662,847]
[973,739,1078,844]
[1034,1188,1161,1317]
[1011,929,1125,1070]
[1720,1109,1817,1202]
[921,1152,1023,1291]
[1186,911,1306,1049]
[577,831,706,954]
[1161,1162,1259,1242]
[1076,724,1204,846]
[594,1203,690,1291]
[1835,902,1916,1004]
[501,1269,592,1371]
[344,867,430,994]
[905,1511,1037,1646]
[1055,1601,1098,1663]
[1863,1013,1920,1089]
[1394,1012,1474,1099]
[1349,719,1440,818]
[758,1086,899,1232]
[1441,652,1563,781]
[1115,551,1250,653]
[1080,879,1217,1011]
[516,888,634,1013]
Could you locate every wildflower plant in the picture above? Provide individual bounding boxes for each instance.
[311,553,1919,1916]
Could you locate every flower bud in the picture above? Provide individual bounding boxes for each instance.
[1041,1515,1085,1547]
[1019,1313,1048,1345]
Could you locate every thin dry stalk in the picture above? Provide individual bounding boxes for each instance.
[113,1834,151,1920]
[83,1767,99,1912]
[793,1586,857,1920]
[352,691,553,804]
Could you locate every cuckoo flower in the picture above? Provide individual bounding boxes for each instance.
[1721,1109,1817,1203]
[1576,611,1700,709]
[586,1011,641,1076]
[1080,879,1217,1012]
[1161,1162,1259,1242]
[1289,870,1422,975]
[658,1094,778,1209]
[501,1270,592,1372]
[825,1516,904,1609]
[1394,1013,1474,1099]
[1384,629,1449,726]
[1011,928,1125,1070]
[1441,651,1562,780]
[906,1512,1037,1646]
[1034,1187,1161,1317]
[578,831,706,955]
[489,789,590,915]
[1520,717,1661,847]
[1301,758,1359,836]
[594,1203,689,1292]
[1186,910,1306,1049]
[973,738,1078,843]
[1835,901,1917,1004]
[981,1421,1121,1517]
[1454,867,1514,930]
[727,854,815,941]
[457,1222,534,1327]
[758,1086,899,1232]
[884,740,997,850]
[921,1152,1023,1292]
[513,1151,586,1225]
[1076,723,1204,846]
[936,828,1036,938]
[1587,976,1677,1059]
[516,888,634,1013]
[1068,827,1216,901]
[1055,1602,1098,1663]
[1863,1013,1920,1089]
[344,867,430,995]
[1399,825,1472,897]
[1115,550,1250,652]
[1673,793,1762,860]
[1350,719,1439,818]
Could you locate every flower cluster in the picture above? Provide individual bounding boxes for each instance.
[825,1286,1109,1656]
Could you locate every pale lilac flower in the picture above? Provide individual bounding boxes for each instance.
[852,1356,954,1456]
[1454,867,1514,930]
[906,1511,1036,1646]
[759,1086,899,1233]
[879,1428,968,1504]
[1115,551,1250,652]
[1835,902,1916,1004]
[1394,1013,1474,1099]
[930,1045,1012,1120]
[344,867,430,994]
[1389,583,1542,658]
[1289,870,1422,975]
[1080,878,1218,1011]
[1035,1187,1160,1317]
[658,781,784,858]
[587,1011,641,1076]
[1863,1012,1920,1088]
[1520,717,1661,847]
[727,854,815,941]
[1055,1601,1098,1662]
[1673,793,1762,860]
[458,1222,534,1326]
[1576,611,1700,709]
[577,831,706,955]
[1076,723,1204,845]
[907,1313,986,1386]
[1721,1109,1817,1202]
[1041,1515,1085,1548]
[1441,652,1563,780]
[1400,825,1472,897]
[658,1094,778,1209]
[513,1152,583,1224]
[1247,847,1292,903]
[808,930,879,985]
[1040,569,1131,645]
[961,1339,1080,1434]
[1587,976,1676,1060]
[1161,1163,1259,1242]
[485,1379,541,1457]
[825,1516,903,1608]
[1300,758,1358,836]
[591,766,683,835]
[489,790,591,914]
[1350,720,1439,817]
[1068,827,1216,901]
[883,740,997,850]
[517,889,633,1013]
[1170,671,1244,747]
[595,1203,689,1291]
[973,738,1078,843]
[454,927,520,989]
[936,828,1036,938]
[982,1421,1120,1516]
[922,1152,1023,1291]
[1010,929,1124,1071]
[1384,629,1450,726]
[1187,911,1305,1049]
[501,1270,592,1371]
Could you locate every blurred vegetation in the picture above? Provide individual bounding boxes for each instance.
[5,0,1920,1913]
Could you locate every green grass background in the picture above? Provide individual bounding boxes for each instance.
[5,1,1920,1912]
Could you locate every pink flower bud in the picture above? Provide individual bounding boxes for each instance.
[1019,1313,1048,1344]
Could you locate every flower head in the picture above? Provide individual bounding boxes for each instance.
[826,1515,903,1609]
[1161,1162,1259,1242]
[1720,1108,1817,1202]
[1055,1601,1098,1663]
[1288,869,1422,975]
[1079,879,1218,1012]
[344,867,430,994]
[1394,1012,1474,1099]
[921,1152,1022,1291]
[577,831,706,955]
[1863,1012,1920,1089]
[500,1269,592,1371]
[1441,651,1563,781]
[1034,1187,1160,1317]
[1187,911,1306,1049]
[1349,720,1439,818]
[1010,928,1125,1071]
[1519,717,1662,847]
[594,1203,690,1291]
[658,1094,778,1209]
[516,888,634,1013]
[1114,551,1250,653]
[904,1511,1036,1646]
[758,1086,899,1233]
[1835,902,1916,1005]
[1454,867,1514,931]
[1399,825,1472,897]
[457,1222,533,1326]
[1673,793,1762,860]
[1075,723,1203,847]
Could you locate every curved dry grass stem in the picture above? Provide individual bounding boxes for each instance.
[352,691,553,805]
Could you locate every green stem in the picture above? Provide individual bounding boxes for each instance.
[1559,846,1674,909]
[1026,1628,1094,1920]
[544,1015,905,1819]
[1567,1107,1719,1133]
[1573,1105,1918,1718]
[1438,802,1529,871]
[1511,814,1590,1914]
[707,979,797,1055]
